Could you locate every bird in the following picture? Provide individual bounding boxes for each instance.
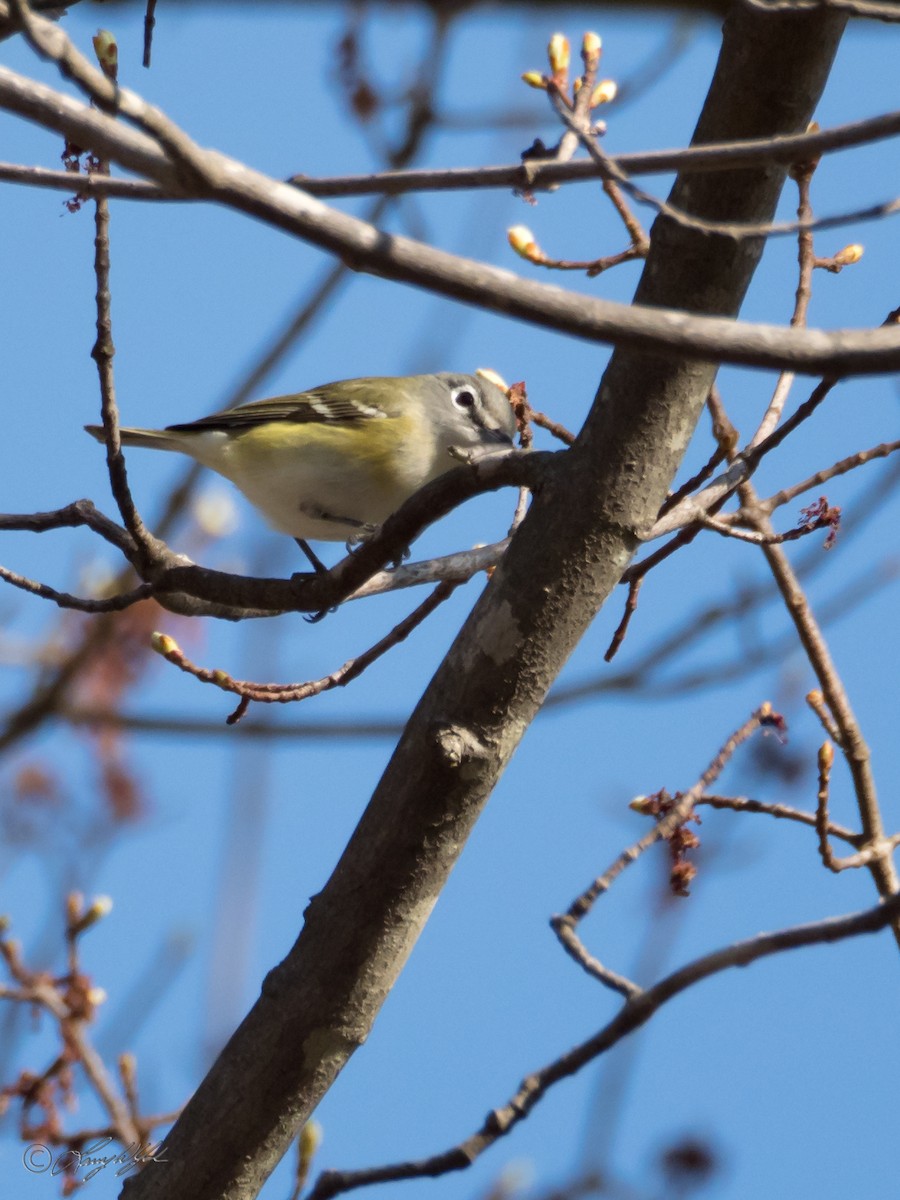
[85,372,518,568]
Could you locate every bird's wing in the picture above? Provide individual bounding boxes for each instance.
[165,381,392,433]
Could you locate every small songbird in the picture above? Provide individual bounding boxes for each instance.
[85,372,517,561]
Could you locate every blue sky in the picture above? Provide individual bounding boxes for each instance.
[1,5,899,1199]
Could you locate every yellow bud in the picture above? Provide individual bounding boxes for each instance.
[582,31,602,58]
[507,225,539,261]
[833,243,863,265]
[88,987,108,1007]
[591,79,617,107]
[818,741,834,771]
[212,669,231,689]
[70,894,113,935]
[759,700,772,718]
[629,795,650,812]
[548,33,570,75]
[89,895,113,920]
[476,368,510,394]
[573,76,583,93]
[92,30,118,82]
[150,631,180,657]
[521,71,547,91]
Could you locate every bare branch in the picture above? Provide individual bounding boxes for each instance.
[761,438,900,512]
[697,508,836,546]
[0,498,137,557]
[738,481,899,916]
[90,185,162,565]
[806,687,843,745]
[142,0,158,69]
[151,581,460,720]
[287,109,900,197]
[549,81,900,244]
[0,452,547,621]
[752,161,819,444]
[575,708,771,925]
[0,564,153,613]
[0,160,169,197]
[347,541,510,600]
[1,58,900,374]
[649,373,840,541]
[307,891,900,1200]
[658,442,728,518]
[812,743,900,872]
[698,791,862,845]
[4,107,900,203]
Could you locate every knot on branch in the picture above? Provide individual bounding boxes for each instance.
[432,724,491,771]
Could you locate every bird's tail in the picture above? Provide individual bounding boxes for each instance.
[84,425,182,452]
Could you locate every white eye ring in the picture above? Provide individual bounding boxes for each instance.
[452,387,477,411]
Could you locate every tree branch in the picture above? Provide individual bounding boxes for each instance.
[5,106,900,201]
[2,57,899,374]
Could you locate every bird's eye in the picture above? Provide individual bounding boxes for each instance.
[452,388,476,410]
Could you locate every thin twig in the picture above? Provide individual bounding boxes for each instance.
[814,741,844,871]
[547,84,899,246]
[806,687,843,745]
[527,408,576,447]
[142,0,157,69]
[658,444,728,518]
[603,577,642,663]
[0,900,143,1152]
[0,499,136,557]
[648,374,840,543]
[0,564,153,612]
[698,792,862,845]
[284,111,900,197]
[0,160,169,196]
[760,438,900,513]
[751,163,817,445]
[563,707,772,925]
[810,742,900,872]
[697,509,836,547]
[152,581,461,722]
[47,548,900,744]
[91,185,160,564]
[739,488,899,915]
[550,707,776,989]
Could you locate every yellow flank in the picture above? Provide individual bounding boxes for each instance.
[227,410,429,491]
[187,408,440,537]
